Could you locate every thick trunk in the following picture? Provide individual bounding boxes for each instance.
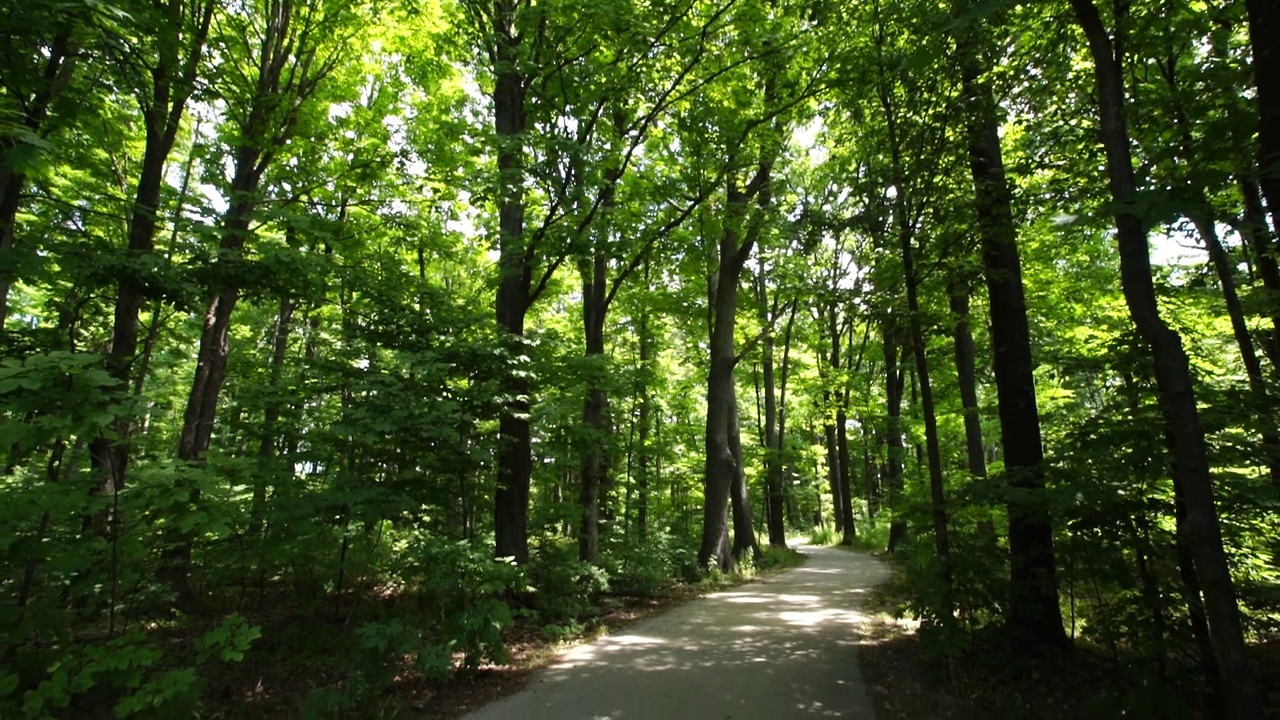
[492,0,532,563]
[1246,0,1280,234]
[1071,1,1262,713]
[700,244,740,571]
[959,41,1066,648]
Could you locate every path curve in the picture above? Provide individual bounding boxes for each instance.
[461,545,890,720]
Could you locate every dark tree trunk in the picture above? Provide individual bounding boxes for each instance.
[0,28,75,323]
[883,320,908,552]
[949,284,987,481]
[756,263,788,547]
[898,192,951,599]
[1071,1,1263,713]
[1194,216,1280,482]
[1236,177,1280,373]
[578,253,609,563]
[1246,0,1280,235]
[774,300,798,542]
[699,160,772,570]
[824,408,843,535]
[90,1,213,528]
[250,295,294,536]
[700,208,745,571]
[958,34,1066,649]
[836,399,855,545]
[492,0,532,564]
[637,299,652,544]
[729,395,760,563]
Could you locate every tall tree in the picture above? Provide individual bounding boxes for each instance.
[1070,0,1263,713]
[954,8,1067,648]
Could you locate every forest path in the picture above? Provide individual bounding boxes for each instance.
[460,545,890,720]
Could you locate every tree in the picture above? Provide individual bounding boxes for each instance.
[1069,0,1264,713]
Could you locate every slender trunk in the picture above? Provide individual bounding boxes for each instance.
[775,300,798,540]
[899,204,951,602]
[949,283,987,481]
[1194,216,1280,482]
[251,296,294,535]
[1237,176,1280,374]
[883,320,907,551]
[637,295,652,544]
[757,264,787,547]
[1071,1,1262,713]
[957,26,1066,648]
[729,394,759,563]
[578,253,609,563]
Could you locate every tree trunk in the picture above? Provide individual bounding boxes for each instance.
[1071,1,1263,713]
[578,252,609,563]
[949,283,987,482]
[883,320,908,552]
[756,264,787,547]
[250,295,294,536]
[1246,0,1280,235]
[1194,216,1280,482]
[775,300,798,541]
[492,0,532,564]
[729,394,760,563]
[0,28,76,323]
[637,298,652,544]
[898,194,951,604]
[958,31,1066,648]
[1236,176,1280,374]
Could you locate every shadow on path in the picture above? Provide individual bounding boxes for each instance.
[461,546,890,720]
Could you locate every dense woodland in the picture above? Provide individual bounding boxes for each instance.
[2,0,1279,716]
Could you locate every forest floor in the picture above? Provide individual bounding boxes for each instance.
[449,544,888,719]
[853,550,1280,719]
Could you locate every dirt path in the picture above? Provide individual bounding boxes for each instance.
[460,545,890,720]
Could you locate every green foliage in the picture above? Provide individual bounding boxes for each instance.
[600,530,699,595]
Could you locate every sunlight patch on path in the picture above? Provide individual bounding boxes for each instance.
[460,546,890,720]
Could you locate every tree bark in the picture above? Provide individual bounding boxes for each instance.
[896,185,951,604]
[957,27,1067,648]
[1071,1,1263,713]
[0,27,76,323]
[883,320,907,551]
[492,0,532,564]
[90,0,213,530]
[577,252,610,562]
[1236,176,1280,374]
[637,290,652,544]
[729,395,760,563]
[1245,0,1280,235]
[949,283,987,482]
